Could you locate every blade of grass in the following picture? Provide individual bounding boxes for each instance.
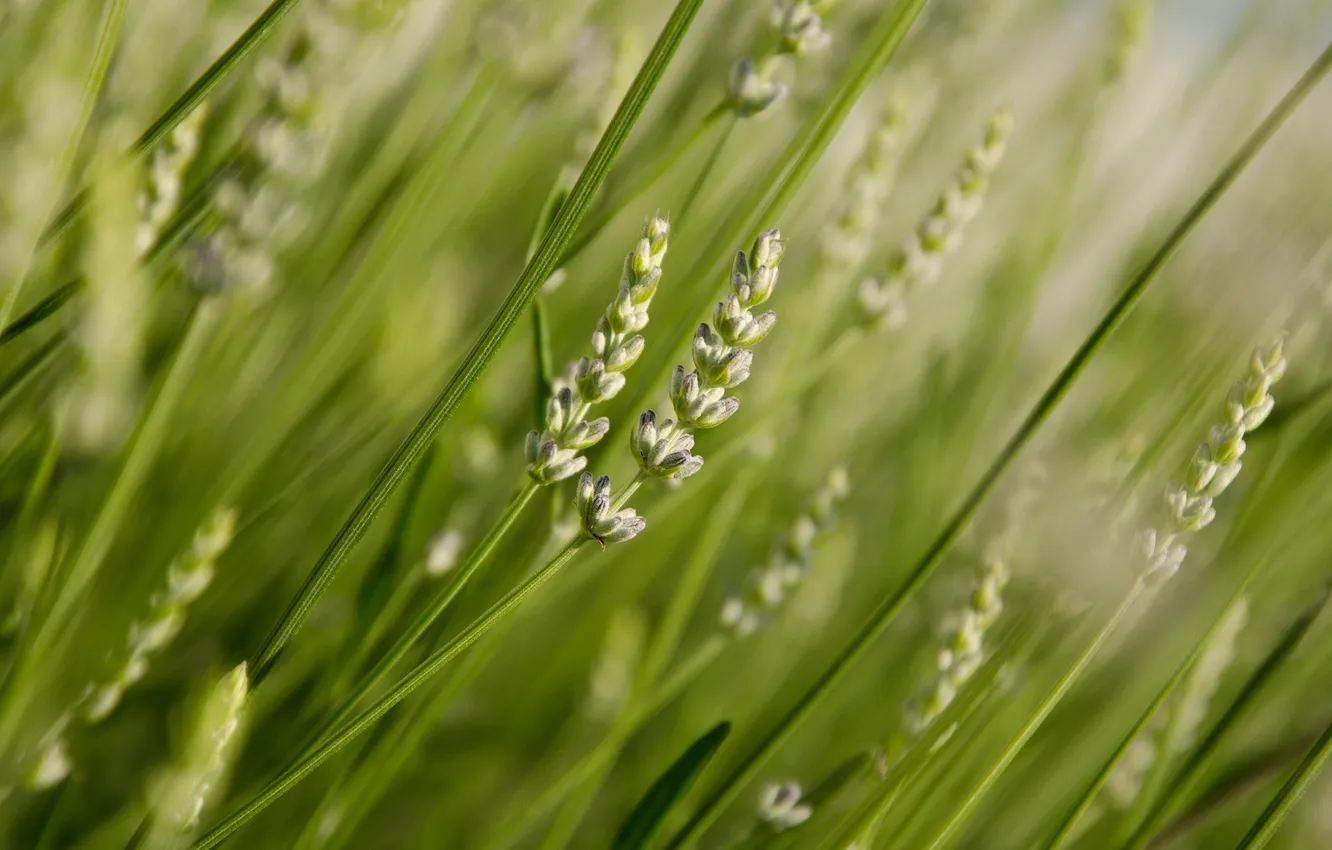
[191,539,589,849]
[921,583,1148,850]
[301,481,539,752]
[1232,709,1332,849]
[1124,582,1332,850]
[245,0,708,686]
[662,38,1332,848]
[485,637,728,850]
[614,722,732,850]
[0,281,80,346]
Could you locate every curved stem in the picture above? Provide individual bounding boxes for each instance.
[662,35,1332,847]
[191,539,589,849]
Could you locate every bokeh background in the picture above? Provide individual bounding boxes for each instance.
[2,0,1332,848]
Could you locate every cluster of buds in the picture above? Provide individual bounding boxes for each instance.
[632,229,785,481]
[770,1,833,56]
[820,93,912,273]
[135,104,207,258]
[526,215,670,484]
[757,780,814,831]
[905,554,1009,734]
[727,1,833,117]
[575,473,647,548]
[186,0,404,296]
[721,467,850,636]
[148,663,249,837]
[859,108,1014,329]
[82,508,238,723]
[1139,338,1286,584]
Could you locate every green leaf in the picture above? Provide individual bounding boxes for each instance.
[613,722,732,850]
[245,0,709,686]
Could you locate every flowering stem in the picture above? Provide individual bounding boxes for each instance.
[244,0,707,687]
[303,481,539,754]
[662,36,1332,847]
[191,539,588,849]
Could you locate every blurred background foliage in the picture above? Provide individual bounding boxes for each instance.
[2,0,1332,848]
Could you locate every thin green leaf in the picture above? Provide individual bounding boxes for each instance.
[133,0,303,154]
[0,281,80,346]
[1233,700,1332,849]
[191,539,588,849]
[245,0,708,686]
[485,637,727,850]
[1124,581,1332,850]
[613,722,732,850]
[664,36,1332,849]
[302,482,539,753]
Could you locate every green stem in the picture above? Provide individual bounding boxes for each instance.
[561,104,728,265]
[132,0,302,154]
[0,299,220,767]
[662,36,1332,848]
[1232,715,1332,849]
[191,539,589,849]
[1124,583,1332,850]
[676,116,736,228]
[244,0,707,686]
[923,583,1147,850]
[304,481,539,753]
